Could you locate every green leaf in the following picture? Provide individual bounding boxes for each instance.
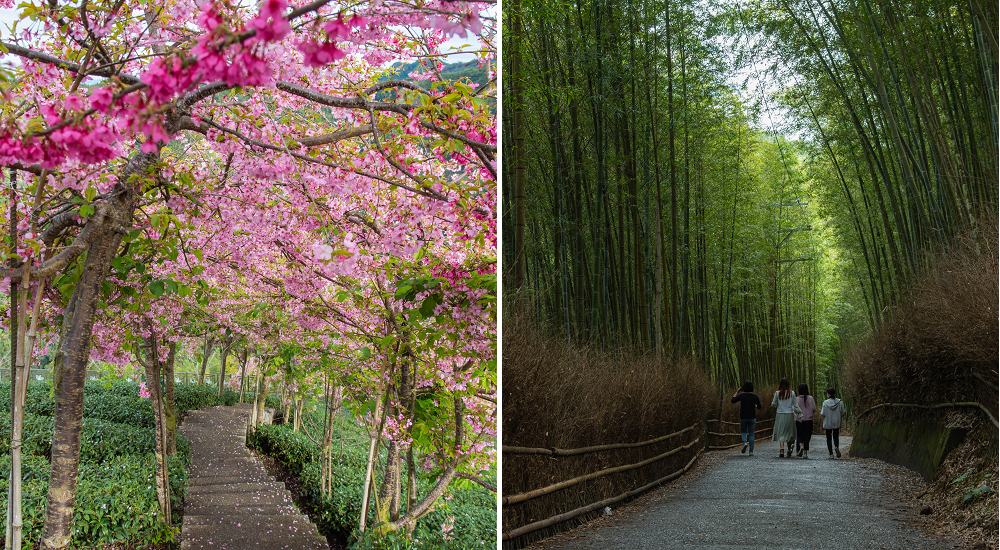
[419,295,439,318]
[79,204,95,218]
[149,280,165,297]
[84,185,97,202]
[393,285,412,301]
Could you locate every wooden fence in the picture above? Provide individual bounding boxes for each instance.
[501,423,701,542]
[705,417,775,450]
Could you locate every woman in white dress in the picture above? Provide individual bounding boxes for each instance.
[771,377,802,457]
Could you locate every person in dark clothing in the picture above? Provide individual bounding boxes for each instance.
[731,381,762,456]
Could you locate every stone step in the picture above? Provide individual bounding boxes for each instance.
[183,514,312,526]
[186,492,295,508]
[183,522,322,540]
[180,405,327,550]
[180,534,329,550]
[187,482,287,494]
[182,503,302,516]
[189,475,275,486]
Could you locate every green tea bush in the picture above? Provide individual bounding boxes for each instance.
[249,420,496,549]
[0,412,55,457]
[80,417,192,465]
[83,389,155,427]
[249,423,321,473]
[0,453,182,548]
[0,380,55,416]
[0,379,229,548]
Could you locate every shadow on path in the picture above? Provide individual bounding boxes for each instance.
[525,437,960,550]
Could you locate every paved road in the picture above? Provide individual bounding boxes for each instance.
[526,437,959,550]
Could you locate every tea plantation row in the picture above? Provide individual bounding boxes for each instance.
[249,413,496,549]
[0,380,245,548]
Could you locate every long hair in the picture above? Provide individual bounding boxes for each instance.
[778,378,791,400]
[826,387,836,399]
[798,383,810,409]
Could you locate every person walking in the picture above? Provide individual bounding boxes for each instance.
[731,381,762,456]
[771,378,802,458]
[795,383,817,458]
[821,387,845,458]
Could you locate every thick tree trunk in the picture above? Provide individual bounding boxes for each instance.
[375,440,401,528]
[42,158,144,549]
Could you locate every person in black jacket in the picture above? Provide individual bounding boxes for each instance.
[731,381,763,456]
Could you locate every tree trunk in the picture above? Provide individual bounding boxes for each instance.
[217,341,231,400]
[42,157,143,549]
[254,377,269,428]
[143,356,171,525]
[197,335,215,386]
[164,342,177,457]
[511,0,526,290]
[237,348,249,403]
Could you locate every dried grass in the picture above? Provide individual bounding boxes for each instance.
[502,306,713,549]
[844,221,998,417]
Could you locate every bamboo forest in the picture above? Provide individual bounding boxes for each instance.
[502,0,997,547]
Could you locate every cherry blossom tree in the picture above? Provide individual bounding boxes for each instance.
[0,0,496,546]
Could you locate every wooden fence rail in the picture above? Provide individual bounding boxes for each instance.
[707,426,774,437]
[501,451,701,541]
[502,437,700,506]
[706,417,774,426]
[502,423,702,542]
[501,424,697,457]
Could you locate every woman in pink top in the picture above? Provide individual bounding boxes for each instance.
[795,383,817,458]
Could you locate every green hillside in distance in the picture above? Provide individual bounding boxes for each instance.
[385,59,490,90]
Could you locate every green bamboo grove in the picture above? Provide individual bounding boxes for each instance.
[502,0,997,390]
[752,0,998,327]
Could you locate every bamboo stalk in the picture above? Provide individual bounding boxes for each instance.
[502,451,701,541]
[501,423,697,456]
[503,437,699,506]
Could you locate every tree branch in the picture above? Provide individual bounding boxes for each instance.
[0,41,141,85]
[456,472,496,492]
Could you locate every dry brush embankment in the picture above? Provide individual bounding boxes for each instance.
[844,222,998,548]
[502,309,713,549]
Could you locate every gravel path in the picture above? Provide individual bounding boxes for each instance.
[180,403,330,550]
[524,437,961,550]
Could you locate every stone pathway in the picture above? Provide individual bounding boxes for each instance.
[524,437,960,550]
[180,403,330,550]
